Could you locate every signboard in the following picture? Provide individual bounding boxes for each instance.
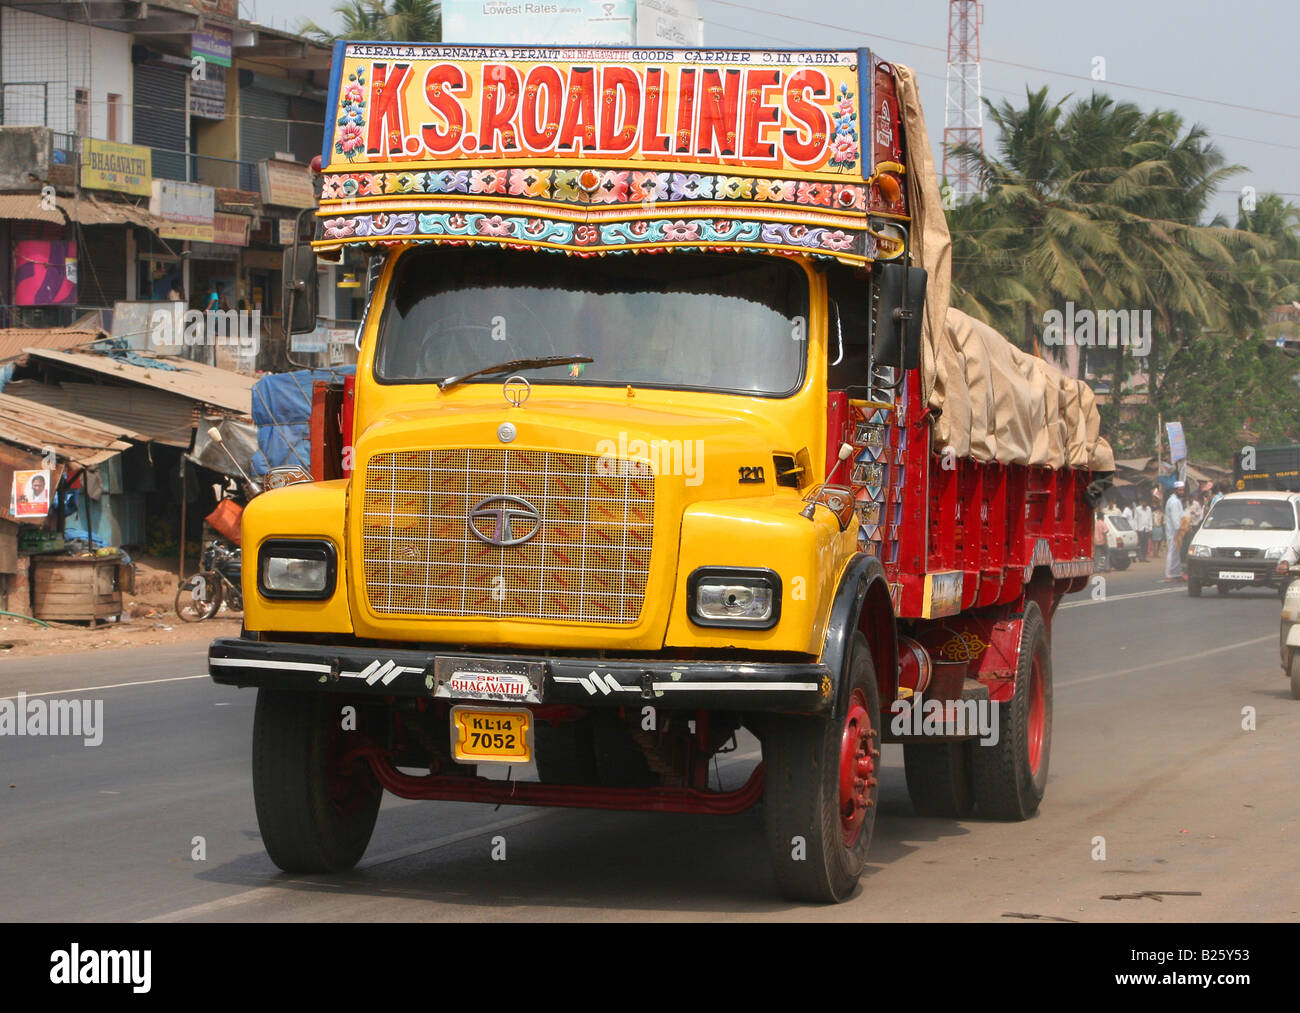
[258,159,316,208]
[150,180,215,242]
[212,212,251,247]
[325,46,861,176]
[80,139,151,195]
[290,322,328,354]
[444,0,636,44]
[13,240,76,305]
[190,63,227,120]
[1166,421,1188,464]
[191,26,233,67]
[278,218,298,245]
[635,0,702,46]
[10,470,50,520]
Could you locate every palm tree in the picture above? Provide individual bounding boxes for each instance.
[301,0,441,43]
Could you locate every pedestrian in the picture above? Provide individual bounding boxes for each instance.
[1151,491,1165,560]
[1209,483,1224,512]
[1134,497,1153,562]
[1181,490,1205,567]
[1094,510,1111,572]
[167,281,183,302]
[1164,481,1185,581]
[1122,501,1135,527]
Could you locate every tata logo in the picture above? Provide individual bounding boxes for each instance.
[468,495,541,547]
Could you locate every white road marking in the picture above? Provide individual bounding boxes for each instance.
[1058,635,1274,688]
[1058,586,1185,609]
[0,674,207,702]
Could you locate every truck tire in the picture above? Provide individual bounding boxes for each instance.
[1290,652,1300,701]
[252,688,381,873]
[904,740,975,818]
[972,602,1051,820]
[763,632,880,903]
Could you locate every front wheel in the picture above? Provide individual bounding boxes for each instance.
[252,689,382,873]
[972,601,1052,820]
[175,571,221,621]
[762,632,880,903]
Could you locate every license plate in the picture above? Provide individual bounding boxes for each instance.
[450,706,532,765]
[1218,571,1255,581]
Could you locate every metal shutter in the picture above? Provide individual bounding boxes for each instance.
[77,227,127,306]
[239,87,290,191]
[133,65,187,181]
[288,98,325,163]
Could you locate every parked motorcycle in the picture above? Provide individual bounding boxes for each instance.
[175,538,243,622]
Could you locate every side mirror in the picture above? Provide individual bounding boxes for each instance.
[284,241,319,335]
[873,263,927,370]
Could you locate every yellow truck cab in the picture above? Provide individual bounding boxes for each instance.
[210,43,1111,903]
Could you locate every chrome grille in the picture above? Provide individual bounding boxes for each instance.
[1215,547,1261,559]
[361,449,654,623]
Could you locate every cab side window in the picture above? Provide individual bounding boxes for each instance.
[826,263,872,393]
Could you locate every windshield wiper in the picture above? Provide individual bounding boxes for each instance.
[437,355,593,392]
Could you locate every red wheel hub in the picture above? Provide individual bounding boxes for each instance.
[839,688,878,846]
[1027,655,1045,776]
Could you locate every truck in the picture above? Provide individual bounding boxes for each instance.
[209,43,1114,903]
[1234,443,1300,492]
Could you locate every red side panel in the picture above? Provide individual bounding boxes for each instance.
[310,381,328,482]
[826,392,850,478]
[343,374,356,478]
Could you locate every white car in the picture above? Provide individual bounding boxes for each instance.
[1187,490,1300,598]
[1101,513,1138,570]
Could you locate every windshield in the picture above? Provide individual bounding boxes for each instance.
[1202,499,1296,531]
[375,247,808,395]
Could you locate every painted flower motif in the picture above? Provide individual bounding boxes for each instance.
[447,213,468,229]
[670,173,714,200]
[475,214,516,237]
[717,176,754,200]
[630,171,669,203]
[833,184,867,211]
[838,98,854,116]
[830,135,860,166]
[344,83,364,105]
[433,170,470,193]
[662,220,701,242]
[470,169,507,195]
[821,230,855,252]
[524,218,549,235]
[628,220,650,237]
[590,170,629,204]
[336,123,364,158]
[755,178,795,202]
[322,217,356,239]
[554,170,582,201]
[798,182,832,206]
[509,168,550,197]
[394,172,423,194]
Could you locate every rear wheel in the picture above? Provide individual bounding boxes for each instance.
[763,632,880,903]
[252,689,382,873]
[175,571,221,621]
[972,602,1051,820]
[1110,550,1130,571]
[904,740,975,818]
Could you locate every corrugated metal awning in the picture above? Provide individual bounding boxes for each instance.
[3,379,196,448]
[0,391,136,467]
[56,195,169,233]
[0,192,66,225]
[22,347,254,415]
[0,327,104,363]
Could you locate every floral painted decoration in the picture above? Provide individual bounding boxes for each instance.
[335,68,367,161]
[829,83,860,172]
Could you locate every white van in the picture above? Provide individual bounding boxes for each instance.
[1186,491,1300,598]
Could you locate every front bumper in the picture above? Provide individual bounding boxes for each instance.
[1188,557,1286,587]
[209,637,833,714]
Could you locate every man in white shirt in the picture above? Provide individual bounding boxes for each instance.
[1133,500,1153,562]
[1164,481,1185,581]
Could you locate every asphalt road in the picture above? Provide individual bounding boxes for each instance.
[1,561,1296,922]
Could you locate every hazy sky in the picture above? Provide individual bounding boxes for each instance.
[248,0,1298,222]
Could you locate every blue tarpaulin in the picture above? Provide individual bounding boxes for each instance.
[250,368,355,477]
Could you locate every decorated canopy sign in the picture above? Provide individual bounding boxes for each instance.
[317,44,909,264]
